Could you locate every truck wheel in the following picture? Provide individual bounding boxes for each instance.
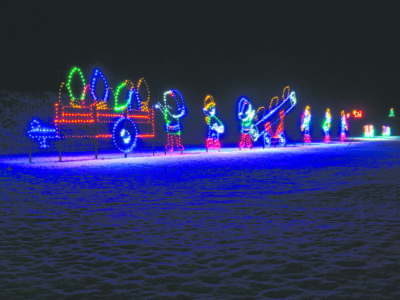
[113,117,138,153]
[278,132,286,147]
[264,133,272,147]
[249,124,259,142]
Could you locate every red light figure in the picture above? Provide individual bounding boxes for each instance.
[301,106,311,143]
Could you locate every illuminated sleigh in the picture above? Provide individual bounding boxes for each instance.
[250,86,297,147]
[40,67,154,154]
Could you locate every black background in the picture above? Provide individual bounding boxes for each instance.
[1,1,399,142]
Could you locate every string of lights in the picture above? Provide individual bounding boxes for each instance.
[90,68,109,104]
[114,80,135,111]
[66,66,86,107]
[27,119,59,148]
[137,78,150,112]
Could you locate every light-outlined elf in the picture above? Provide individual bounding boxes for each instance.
[155,89,186,152]
[301,105,311,143]
[237,97,256,149]
[340,110,348,142]
[322,108,331,143]
[203,95,224,150]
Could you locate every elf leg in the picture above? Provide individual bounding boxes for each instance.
[214,138,221,150]
[206,138,213,150]
[239,133,246,149]
[166,134,174,151]
[246,133,252,148]
[176,135,184,151]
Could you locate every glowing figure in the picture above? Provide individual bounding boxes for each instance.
[322,108,331,143]
[389,108,395,118]
[237,97,256,149]
[249,87,296,147]
[382,125,391,137]
[340,110,348,141]
[156,90,186,152]
[203,95,224,150]
[301,106,311,143]
[364,125,374,138]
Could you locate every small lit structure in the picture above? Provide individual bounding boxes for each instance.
[382,126,391,137]
[364,125,374,138]
[389,108,395,118]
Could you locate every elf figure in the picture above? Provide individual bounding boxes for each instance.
[237,97,256,149]
[203,95,224,150]
[340,110,348,142]
[155,89,186,151]
[322,108,331,143]
[301,105,311,143]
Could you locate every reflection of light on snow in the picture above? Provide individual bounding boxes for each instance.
[0,142,359,169]
[2,137,400,300]
[3,138,400,169]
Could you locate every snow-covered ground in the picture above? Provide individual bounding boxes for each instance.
[1,139,400,299]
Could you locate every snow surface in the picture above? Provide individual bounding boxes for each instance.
[1,140,400,298]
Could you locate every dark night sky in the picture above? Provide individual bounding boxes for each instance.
[1,1,400,119]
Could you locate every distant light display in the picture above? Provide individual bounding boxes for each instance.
[237,97,256,149]
[340,110,348,141]
[301,106,311,143]
[382,125,391,137]
[203,95,224,150]
[364,124,374,138]
[389,108,395,117]
[155,89,186,152]
[352,110,363,118]
[322,108,331,143]
[27,119,58,148]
